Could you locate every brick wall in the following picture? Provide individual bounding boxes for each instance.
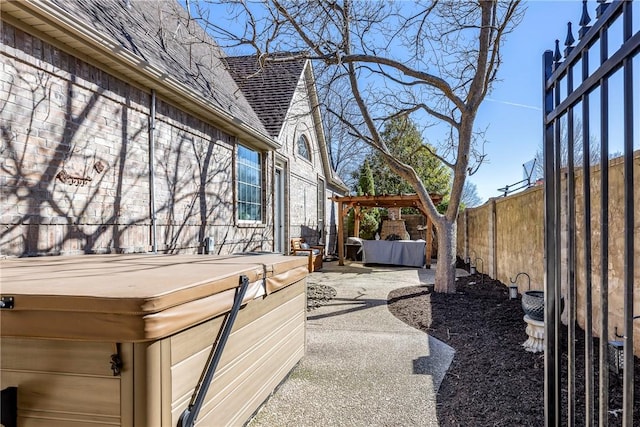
[0,23,272,256]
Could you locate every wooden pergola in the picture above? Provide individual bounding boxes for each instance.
[331,193,443,267]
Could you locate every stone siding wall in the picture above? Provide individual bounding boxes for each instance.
[1,23,272,256]
[324,186,341,255]
[277,69,324,245]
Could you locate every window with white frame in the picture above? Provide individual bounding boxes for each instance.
[297,134,311,161]
[236,144,263,222]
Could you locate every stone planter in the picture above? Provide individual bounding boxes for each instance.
[521,290,545,321]
[521,290,564,322]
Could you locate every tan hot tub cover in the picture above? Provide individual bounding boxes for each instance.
[0,253,308,342]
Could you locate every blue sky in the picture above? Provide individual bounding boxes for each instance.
[192,0,631,203]
[472,0,589,202]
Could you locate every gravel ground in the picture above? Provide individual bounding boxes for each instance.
[306,283,337,311]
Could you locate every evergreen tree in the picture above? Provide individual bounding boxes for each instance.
[370,116,450,196]
[358,159,375,196]
[349,159,379,239]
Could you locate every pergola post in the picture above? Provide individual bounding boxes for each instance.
[353,206,361,238]
[338,201,345,265]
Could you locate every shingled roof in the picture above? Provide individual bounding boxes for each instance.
[47,0,269,139]
[224,55,306,138]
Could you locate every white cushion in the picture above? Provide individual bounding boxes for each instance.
[294,248,320,256]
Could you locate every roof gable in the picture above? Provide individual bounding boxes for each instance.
[226,55,347,192]
[224,55,305,138]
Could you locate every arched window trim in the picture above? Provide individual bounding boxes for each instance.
[296,134,312,162]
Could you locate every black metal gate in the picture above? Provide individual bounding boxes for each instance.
[543,1,639,426]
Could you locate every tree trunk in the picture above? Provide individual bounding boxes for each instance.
[434,218,457,293]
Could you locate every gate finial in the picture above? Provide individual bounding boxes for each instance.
[564,22,575,57]
[596,0,609,18]
[553,40,562,65]
[579,0,591,39]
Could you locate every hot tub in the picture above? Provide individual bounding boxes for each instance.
[0,253,308,427]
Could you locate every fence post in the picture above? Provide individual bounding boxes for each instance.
[542,48,559,427]
[463,208,469,264]
[490,199,497,278]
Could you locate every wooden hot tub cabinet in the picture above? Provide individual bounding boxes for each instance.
[0,254,308,427]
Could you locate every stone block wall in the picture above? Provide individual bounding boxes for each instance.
[572,154,640,352]
[0,23,272,257]
[465,199,494,276]
[494,187,545,288]
[459,186,545,290]
[404,214,426,240]
[458,153,640,354]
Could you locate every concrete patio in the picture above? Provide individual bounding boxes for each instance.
[248,261,469,427]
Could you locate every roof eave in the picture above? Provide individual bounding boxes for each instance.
[2,0,279,151]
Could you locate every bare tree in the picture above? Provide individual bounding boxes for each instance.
[185,0,523,292]
[533,117,605,180]
[462,181,483,208]
[320,77,371,188]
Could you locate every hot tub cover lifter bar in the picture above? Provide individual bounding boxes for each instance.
[178,274,250,427]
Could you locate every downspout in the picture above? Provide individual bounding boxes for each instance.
[149,89,158,253]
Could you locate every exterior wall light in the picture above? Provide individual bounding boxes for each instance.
[466,250,476,271]
[509,272,531,301]
[608,340,624,375]
[509,284,519,300]
[471,257,484,280]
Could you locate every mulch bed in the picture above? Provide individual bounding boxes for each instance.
[387,273,640,427]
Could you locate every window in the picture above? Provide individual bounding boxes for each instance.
[297,135,311,161]
[237,144,263,222]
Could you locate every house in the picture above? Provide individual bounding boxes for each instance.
[0,0,346,257]
[224,54,348,254]
[1,3,334,425]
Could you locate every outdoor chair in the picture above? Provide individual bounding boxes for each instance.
[291,238,324,272]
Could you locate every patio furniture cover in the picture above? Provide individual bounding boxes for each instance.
[361,240,426,267]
